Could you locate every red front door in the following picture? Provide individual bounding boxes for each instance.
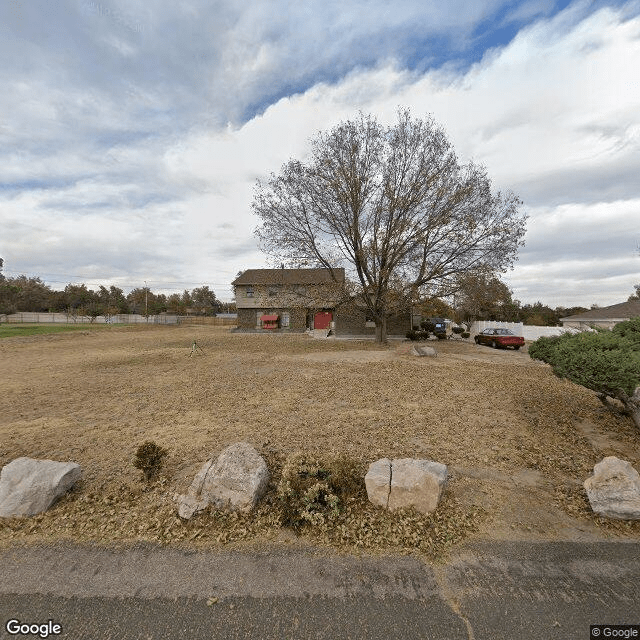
[314,311,332,330]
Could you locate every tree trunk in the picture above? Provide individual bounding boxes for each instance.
[375,316,388,344]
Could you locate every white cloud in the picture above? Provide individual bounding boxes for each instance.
[2,1,639,306]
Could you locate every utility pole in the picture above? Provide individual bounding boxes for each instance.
[145,280,148,320]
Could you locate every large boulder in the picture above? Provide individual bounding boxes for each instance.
[583,456,640,520]
[365,458,447,514]
[178,442,269,519]
[411,346,437,357]
[0,457,82,518]
[364,458,392,509]
[388,459,447,514]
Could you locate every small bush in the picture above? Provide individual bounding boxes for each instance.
[461,332,470,339]
[406,330,419,341]
[277,452,364,529]
[133,441,168,482]
[452,326,464,335]
[421,321,436,333]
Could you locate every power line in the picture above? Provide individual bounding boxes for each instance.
[2,269,236,289]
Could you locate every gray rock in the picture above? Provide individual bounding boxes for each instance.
[365,457,447,514]
[0,457,82,518]
[411,346,437,357]
[177,443,269,519]
[584,456,640,520]
[364,458,392,509]
[388,459,447,514]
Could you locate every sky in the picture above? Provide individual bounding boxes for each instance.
[1,0,639,307]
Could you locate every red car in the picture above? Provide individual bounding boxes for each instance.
[474,328,525,350]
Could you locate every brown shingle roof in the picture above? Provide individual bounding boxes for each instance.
[561,300,640,322]
[232,268,345,286]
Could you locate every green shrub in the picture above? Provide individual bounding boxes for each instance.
[528,321,640,429]
[528,334,564,363]
[277,452,364,529]
[461,332,470,339]
[133,441,168,482]
[452,326,464,335]
[421,321,436,333]
[406,330,418,341]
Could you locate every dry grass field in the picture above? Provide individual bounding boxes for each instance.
[1,325,639,557]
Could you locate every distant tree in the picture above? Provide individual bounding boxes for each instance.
[180,289,193,311]
[529,319,640,430]
[190,286,221,315]
[0,257,4,282]
[417,297,455,324]
[555,305,589,320]
[126,288,167,316]
[454,271,515,326]
[0,275,20,314]
[62,284,97,313]
[519,302,561,326]
[253,109,526,343]
[2,276,53,312]
[166,293,184,314]
[629,284,640,301]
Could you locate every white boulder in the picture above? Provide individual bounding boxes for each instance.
[411,346,437,357]
[0,457,82,518]
[365,458,447,514]
[178,442,269,519]
[584,456,640,520]
[388,459,447,514]
[364,458,392,509]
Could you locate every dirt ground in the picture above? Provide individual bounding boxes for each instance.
[1,325,639,555]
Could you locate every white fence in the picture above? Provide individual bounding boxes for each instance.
[2,312,180,325]
[468,320,581,341]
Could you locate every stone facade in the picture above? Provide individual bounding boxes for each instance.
[236,307,308,331]
[334,301,412,336]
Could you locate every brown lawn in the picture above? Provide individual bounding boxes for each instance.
[1,325,639,556]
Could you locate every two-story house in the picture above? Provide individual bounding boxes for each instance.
[232,267,346,332]
[232,267,414,336]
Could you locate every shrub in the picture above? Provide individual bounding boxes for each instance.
[276,452,364,529]
[461,332,470,339]
[133,441,168,482]
[529,320,640,430]
[407,329,429,341]
[421,321,436,333]
[452,326,464,335]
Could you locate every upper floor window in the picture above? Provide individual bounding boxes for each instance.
[246,287,254,297]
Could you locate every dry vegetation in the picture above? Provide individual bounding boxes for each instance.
[1,325,639,559]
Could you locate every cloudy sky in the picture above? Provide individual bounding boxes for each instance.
[1,0,639,307]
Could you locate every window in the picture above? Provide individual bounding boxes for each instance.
[246,287,254,298]
[281,312,290,327]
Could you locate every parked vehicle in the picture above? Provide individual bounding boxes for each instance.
[426,317,448,339]
[474,328,525,350]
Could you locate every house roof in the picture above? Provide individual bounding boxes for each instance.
[232,268,345,286]
[560,300,640,322]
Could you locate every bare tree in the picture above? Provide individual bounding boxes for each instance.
[253,109,527,343]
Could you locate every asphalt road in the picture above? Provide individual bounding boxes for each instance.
[1,541,639,640]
